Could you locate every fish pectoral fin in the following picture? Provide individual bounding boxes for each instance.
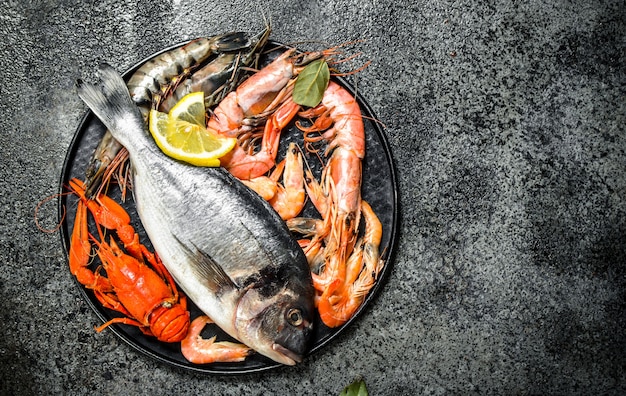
[185,242,238,294]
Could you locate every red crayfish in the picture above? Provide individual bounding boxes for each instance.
[68,178,189,342]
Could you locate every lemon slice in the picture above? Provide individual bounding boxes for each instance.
[168,91,206,125]
[148,92,236,167]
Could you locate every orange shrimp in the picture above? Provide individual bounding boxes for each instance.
[297,81,365,297]
[207,48,332,180]
[268,143,305,220]
[287,217,328,292]
[241,142,305,220]
[240,176,278,201]
[181,316,252,364]
[317,200,384,328]
[293,81,385,328]
[300,81,365,234]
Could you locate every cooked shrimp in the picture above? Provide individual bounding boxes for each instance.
[207,47,338,180]
[268,143,305,220]
[181,316,252,364]
[317,200,384,328]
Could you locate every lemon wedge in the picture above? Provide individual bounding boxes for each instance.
[148,92,236,167]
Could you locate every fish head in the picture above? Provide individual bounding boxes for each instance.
[234,286,314,365]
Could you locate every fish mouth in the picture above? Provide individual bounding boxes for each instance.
[271,343,303,366]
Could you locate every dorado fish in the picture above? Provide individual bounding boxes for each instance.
[75,64,315,365]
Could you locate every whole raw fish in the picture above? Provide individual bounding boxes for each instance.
[75,64,315,365]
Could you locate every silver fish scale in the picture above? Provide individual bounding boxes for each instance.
[139,160,307,282]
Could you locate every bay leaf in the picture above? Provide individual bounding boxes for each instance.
[339,378,368,396]
[293,59,330,108]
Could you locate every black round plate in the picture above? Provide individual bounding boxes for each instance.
[59,40,398,374]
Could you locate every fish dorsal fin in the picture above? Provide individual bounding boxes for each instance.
[176,237,238,293]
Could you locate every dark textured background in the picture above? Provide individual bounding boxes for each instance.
[1,0,625,394]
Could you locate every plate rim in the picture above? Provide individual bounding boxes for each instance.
[58,39,399,374]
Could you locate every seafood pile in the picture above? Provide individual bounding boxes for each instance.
[65,26,387,368]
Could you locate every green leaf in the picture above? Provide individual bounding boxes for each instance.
[339,378,368,396]
[293,59,330,108]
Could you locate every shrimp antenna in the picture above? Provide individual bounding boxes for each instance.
[260,12,272,32]
[35,191,70,233]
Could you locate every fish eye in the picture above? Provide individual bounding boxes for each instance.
[287,308,303,326]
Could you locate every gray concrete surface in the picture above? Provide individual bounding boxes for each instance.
[1,0,625,394]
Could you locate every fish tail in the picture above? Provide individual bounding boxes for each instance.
[75,64,146,149]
